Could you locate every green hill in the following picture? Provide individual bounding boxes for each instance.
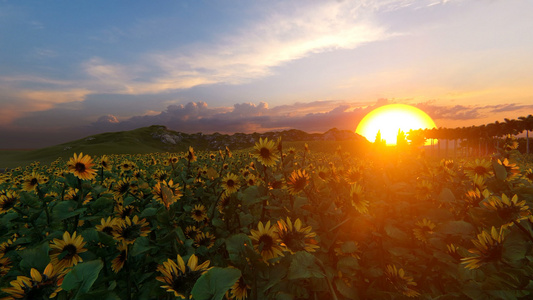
[0,125,369,169]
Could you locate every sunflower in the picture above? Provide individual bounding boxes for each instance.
[350,183,369,214]
[113,178,137,199]
[447,244,462,262]
[0,191,18,214]
[465,188,489,207]
[153,180,183,209]
[464,159,493,180]
[116,204,136,219]
[472,174,486,192]
[95,216,121,236]
[483,194,529,226]
[253,138,279,167]
[49,231,87,270]
[416,180,433,201]
[153,170,169,181]
[230,275,250,300]
[156,254,211,299]
[497,158,521,180]
[523,168,533,183]
[118,160,135,172]
[187,146,197,163]
[249,221,284,264]
[315,165,330,181]
[413,218,436,243]
[0,252,12,276]
[286,170,309,195]
[22,171,46,192]
[461,226,505,269]
[345,166,363,184]
[111,242,128,273]
[277,217,319,254]
[99,155,112,171]
[385,265,420,297]
[221,173,241,196]
[184,225,201,240]
[113,215,151,245]
[194,232,216,249]
[191,204,208,222]
[1,263,65,299]
[67,152,96,180]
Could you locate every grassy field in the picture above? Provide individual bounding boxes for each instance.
[0,126,370,170]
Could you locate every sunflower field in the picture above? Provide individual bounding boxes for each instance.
[1,136,533,300]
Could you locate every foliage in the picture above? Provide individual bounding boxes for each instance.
[0,137,533,299]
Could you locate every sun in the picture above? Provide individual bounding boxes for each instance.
[356,104,437,146]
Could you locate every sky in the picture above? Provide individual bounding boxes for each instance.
[1,0,532,149]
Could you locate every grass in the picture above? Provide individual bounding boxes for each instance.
[0,126,372,170]
[0,126,190,169]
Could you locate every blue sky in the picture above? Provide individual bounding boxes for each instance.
[1,0,532,148]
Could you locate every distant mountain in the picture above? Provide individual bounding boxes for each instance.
[0,125,369,169]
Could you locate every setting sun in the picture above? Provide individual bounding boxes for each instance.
[356,104,437,146]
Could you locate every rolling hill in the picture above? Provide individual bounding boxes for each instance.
[0,125,369,169]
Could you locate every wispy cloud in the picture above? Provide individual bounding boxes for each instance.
[81,1,392,94]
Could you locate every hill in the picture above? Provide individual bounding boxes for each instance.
[0,125,369,169]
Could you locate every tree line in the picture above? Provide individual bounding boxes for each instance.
[405,114,533,156]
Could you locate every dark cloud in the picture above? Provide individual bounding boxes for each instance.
[487,103,533,113]
[1,98,531,149]
[414,102,483,120]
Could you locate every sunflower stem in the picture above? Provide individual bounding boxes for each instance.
[315,257,339,300]
[513,220,533,243]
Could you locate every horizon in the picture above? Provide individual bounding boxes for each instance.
[1,1,532,149]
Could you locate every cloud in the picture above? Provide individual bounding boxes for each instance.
[81,1,391,94]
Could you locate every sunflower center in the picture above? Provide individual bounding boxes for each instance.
[75,163,86,173]
[260,148,271,158]
[170,270,203,297]
[30,178,38,185]
[281,231,307,252]
[474,166,488,175]
[194,210,204,217]
[102,226,114,235]
[62,244,78,259]
[258,234,274,250]
[1,198,16,210]
[226,180,235,187]
[122,224,141,241]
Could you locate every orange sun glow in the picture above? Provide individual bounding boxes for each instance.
[356,104,437,146]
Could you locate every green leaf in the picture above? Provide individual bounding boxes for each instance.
[225,233,252,264]
[340,241,358,254]
[97,231,116,247]
[493,160,508,181]
[337,256,359,274]
[238,212,254,227]
[140,207,158,218]
[90,197,114,211]
[212,217,225,228]
[438,220,475,236]
[191,267,242,300]
[288,251,324,279]
[53,200,86,221]
[335,278,358,299]
[240,186,263,205]
[384,223,409,240]
[439,188,456,203]
[131,236,152,256]
[78,291,120,300]
[62,259,104,294]
[19,243,50,272]
[503,230,528,263]
[0,212,19,226]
